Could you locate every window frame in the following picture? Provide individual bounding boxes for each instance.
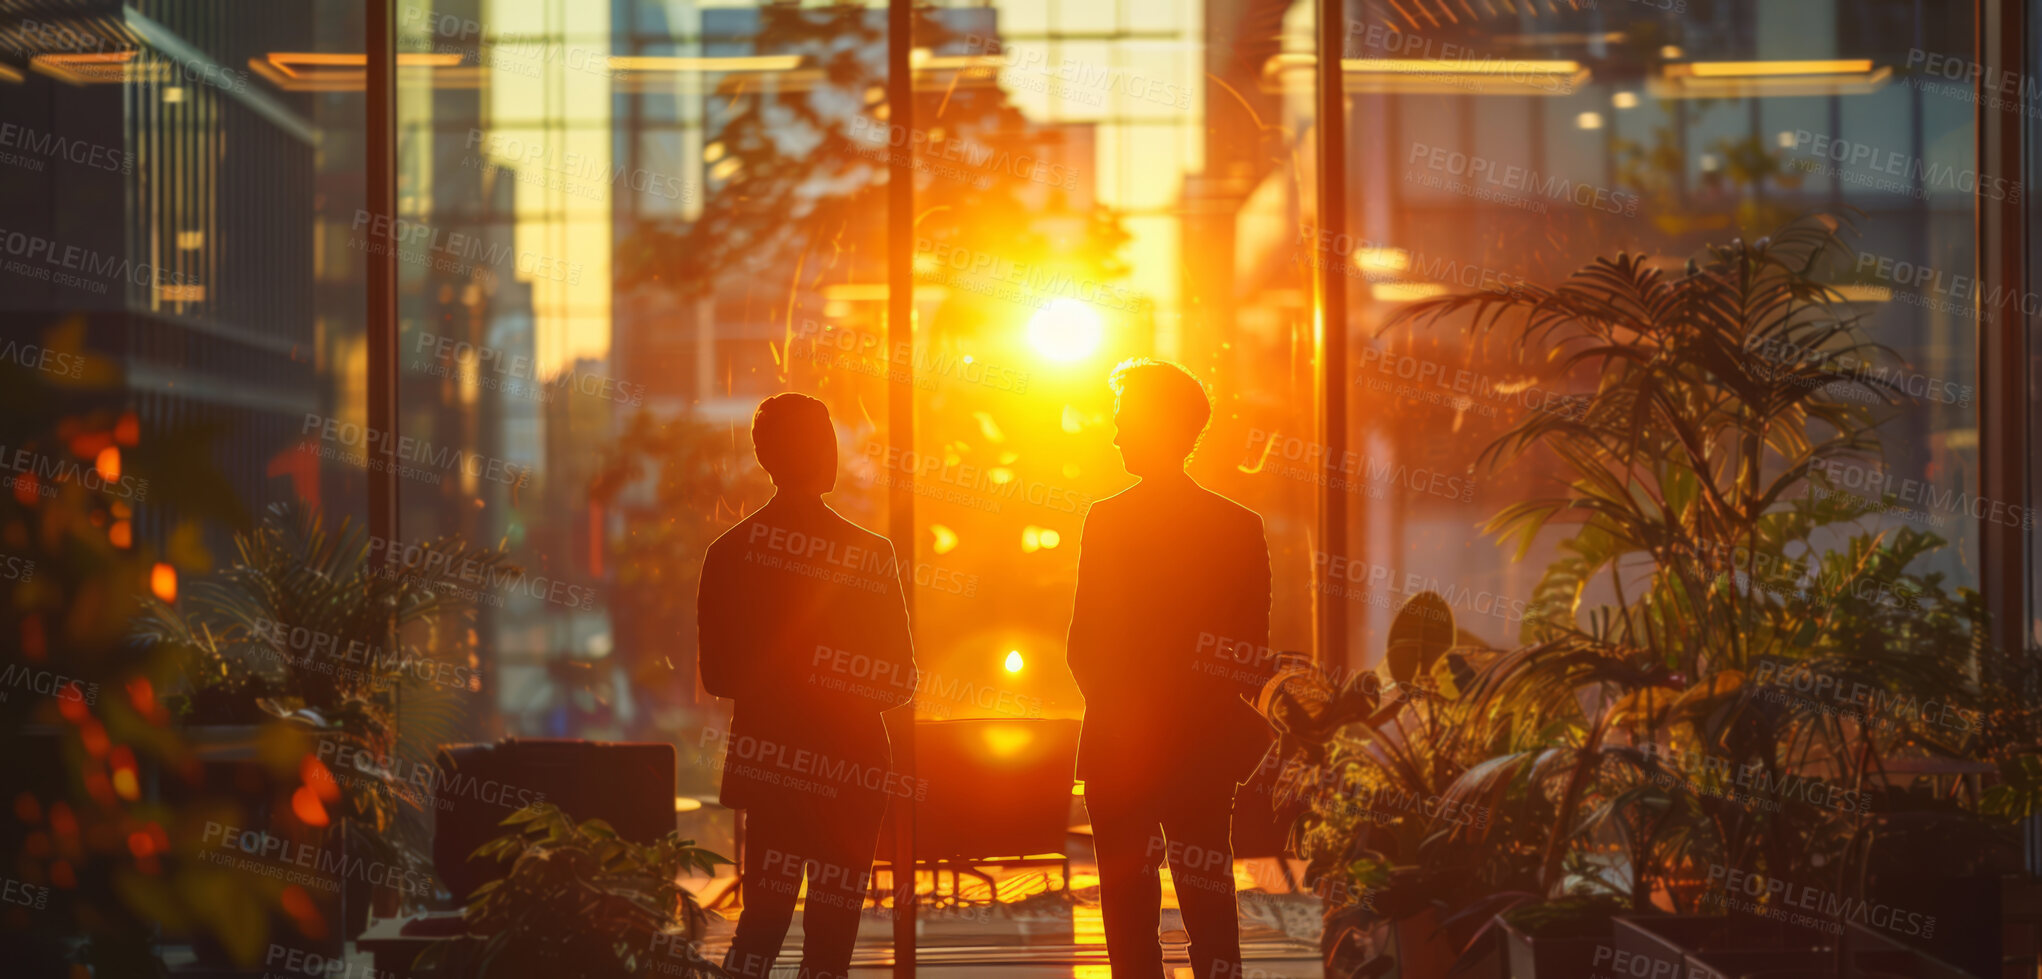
[354,0,2042,964]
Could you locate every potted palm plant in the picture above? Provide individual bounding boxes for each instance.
[1379,213,2000,976]
[136,502,514,942]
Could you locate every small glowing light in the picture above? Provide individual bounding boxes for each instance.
[1698,153,1721,172]
[608,55,803,73]
[291,785,329,827]
[1022,527,1042,553]
[974,411,1006,442]
[111,746,139,801]
[703,142,726,163]
[1612,90,1639,109]
[1371,283,1449,302]
[1777,130,1797,148]
[930,524,959,554]
[981,724,1035,758]
[988,467,1015,484]
[1027,298,1106,362]
[1830,285,1892,303]
[109,520,131,549]
[1344,57,1580,76]
[1040,529,1061,548]
[94,446,120,482]
[176,230,204,250]
[1685,59,1872,78]
[962,355,974,364]
[674,796,703,813]
[1576,111,1604,130]
[1354,247,1409,273]
[162,86,184,103]
[301,755,341,802]
[1004,650,1024,673]
[126,677,155,716]
[149,563,177,603]
[1660,46,1684,60]
[709,157,741,181]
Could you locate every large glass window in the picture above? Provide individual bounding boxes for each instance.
[5,0,2038,975]
[1308,2,1980,658]
[0,0,374,970]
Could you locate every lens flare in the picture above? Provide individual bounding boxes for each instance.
[1004,649,1024,672]
[1027,298,1105,362]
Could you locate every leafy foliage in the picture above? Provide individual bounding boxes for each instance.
[614,1,1129,302]
[421,804,729,979]
[0,324,271,968]
[1285,215,2010,965]
[1270,593,1540,965]
[134,502,514,901]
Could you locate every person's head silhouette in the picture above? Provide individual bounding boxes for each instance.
[1107,358,1210,479]
[752,393,838,497]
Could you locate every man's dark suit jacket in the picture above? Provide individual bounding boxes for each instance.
[697,498,917,812]
[1066,476,1274,798]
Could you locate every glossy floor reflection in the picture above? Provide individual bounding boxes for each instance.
[691,853,1323,977]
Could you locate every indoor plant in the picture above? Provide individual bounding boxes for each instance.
[1272,592,1543,979]
[135,502,515,939]
[418,803,729,978]
[1379,213,2001,974]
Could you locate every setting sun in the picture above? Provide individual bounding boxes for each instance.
[1026,298,1105,362]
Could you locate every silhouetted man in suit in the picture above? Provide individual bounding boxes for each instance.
[698,393,919,979]
[1068,359,1274,979]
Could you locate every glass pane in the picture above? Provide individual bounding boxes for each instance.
[394,0,900,970]
[905,0,1320,969]
[0,0,372,969]
[1295,0,1999,965]
[1317,5,1980,657]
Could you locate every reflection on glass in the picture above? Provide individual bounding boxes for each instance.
[1312,3,1980,655]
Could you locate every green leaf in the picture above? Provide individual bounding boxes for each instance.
[1385,592,1455,687]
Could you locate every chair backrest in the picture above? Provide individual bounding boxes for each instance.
[432,738,676,904]
[885,717,1080,860]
